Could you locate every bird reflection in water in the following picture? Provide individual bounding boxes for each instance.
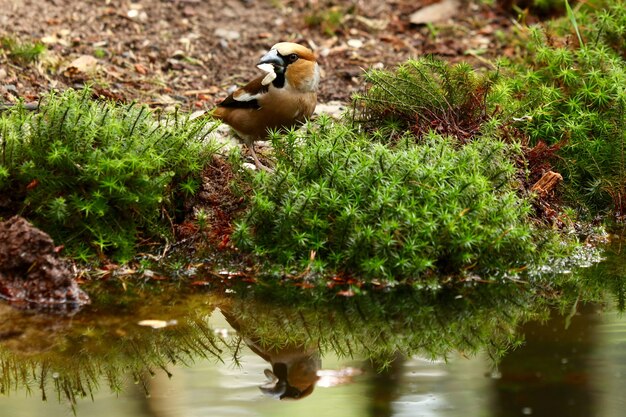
[220,309,321,399]
[257,345,320,399]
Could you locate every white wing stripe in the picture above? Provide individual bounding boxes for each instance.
[234,91,263,102]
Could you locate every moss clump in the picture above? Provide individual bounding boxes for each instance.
[0,36,46,64]
[357,58,495,143]
[590,3,626,58]
[494,4,626,215]
[0,88,217,261]
[232,116,544,283]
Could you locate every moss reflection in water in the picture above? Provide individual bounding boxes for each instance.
[0,279,557,410]
[1,238,625,412]
[223,283,544,367]
[0,286,228,409]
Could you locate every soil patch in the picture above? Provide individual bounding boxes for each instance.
[0,216,90,311]
[0,0,518,108]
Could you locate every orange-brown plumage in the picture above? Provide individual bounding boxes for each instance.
[213,42,320,169]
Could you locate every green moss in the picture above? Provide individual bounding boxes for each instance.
[0,88,218,261]
[357,58,495,143]
[232,116,550,283]
[304,6,346,36]
[495,4,626,215]
[591,3,626,57]
[0,36,46,63]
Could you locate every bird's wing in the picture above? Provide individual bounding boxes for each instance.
[217,75,270,110]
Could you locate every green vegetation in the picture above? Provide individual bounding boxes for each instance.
[304,4,347,36]
[588,2,626,57]
[0,36,46,63]
[231,0,626,281]
[358,58,495,142]
[493,2,626,214]
[232,117,547,282]
[227,282,543,364]
[1,0,623,280]
[0,88,217,261]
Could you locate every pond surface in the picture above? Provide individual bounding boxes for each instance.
[0,238,625,417]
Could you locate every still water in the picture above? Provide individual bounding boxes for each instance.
[0,240,624,417]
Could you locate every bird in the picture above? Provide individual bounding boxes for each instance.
[212,42,320,170]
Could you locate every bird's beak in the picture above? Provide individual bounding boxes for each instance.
[258,49,285,72]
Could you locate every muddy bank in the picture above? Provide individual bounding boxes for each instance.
[0,216,89,311]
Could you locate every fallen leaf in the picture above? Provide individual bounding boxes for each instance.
[41,34,69,46]
[218,235,230,250]
[26,179,39,190]
[214,28,240,40]
[353,15,389,31]
[65,55,98,75]
[409,0,461,25]
[183,87,219,96]
[134,63,148,75]
[152,94,178,105]
[190,281,211,286]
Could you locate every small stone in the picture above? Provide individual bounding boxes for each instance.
[154,94,178,105]
[122,50,137,61]
[314,101,345,118]
[5,84,18,96]
[214,28,240,40]
[347,39,364,49]
[189,110,206,120]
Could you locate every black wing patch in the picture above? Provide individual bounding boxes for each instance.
[218,94,261,109]
[217,77,270,110]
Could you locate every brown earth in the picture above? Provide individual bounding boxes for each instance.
[0,216,90,311]
[0,0,521,109]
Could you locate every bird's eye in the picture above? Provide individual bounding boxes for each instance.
[288,53,299,62]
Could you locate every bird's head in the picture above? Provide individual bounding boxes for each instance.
[257,42,319,92]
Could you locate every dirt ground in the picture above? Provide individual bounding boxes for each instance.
[0,0,519,109]
[0,216,89,310]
